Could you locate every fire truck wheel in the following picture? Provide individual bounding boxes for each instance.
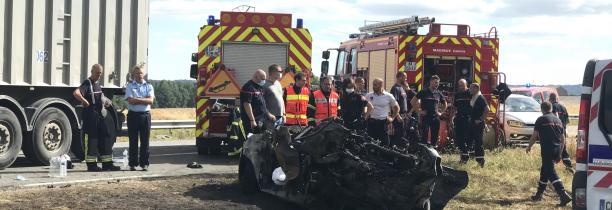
[0,107,23,169]
[196,137,221,155]
[23,108,72,165]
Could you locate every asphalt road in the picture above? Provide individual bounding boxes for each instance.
[0,140,238,189]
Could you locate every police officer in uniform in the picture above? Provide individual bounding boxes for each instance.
[125,65,154,171]
[411,75,447,147]
[452,79,472,163]
[73,64,121,171]
[526,101,572,206]
[339,78,371,130]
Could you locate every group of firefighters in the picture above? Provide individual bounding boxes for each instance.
[239,64,572,206]
[239,65,489,166]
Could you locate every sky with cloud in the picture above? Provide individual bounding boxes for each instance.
[148,0,612,85]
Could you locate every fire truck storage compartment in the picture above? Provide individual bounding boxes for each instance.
[208,112,230,134]
[423,56,473,92]
[359,49,397,92]
[222,42,289,87]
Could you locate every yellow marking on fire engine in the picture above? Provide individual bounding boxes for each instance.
[198,26,213,39]
[438,37,449,44]
[427,37,438,44]
[416,48,423,58]
[298,28,312,43]
[416,37,424,45]
[286,29,311,55]
[416,60,423,70]
[490,105,497,113]
[399,41,407,51]
[399,53,405,63]
[197,99,206,110]
[496,48,499,56]
[475,50,481,60]
[236,27,252,41]
[475,74,481,83]
[451,38,461,45]
[399,65,405,72]
[290,45,311,67]
[210,57,221,68]
[271,28,290,42]
[221,26,241,41]
[475,62,481,71]
[418,83,422,91]
[259,27,276,42]
[199,26,226,52]
[461,38,472,45]
[474,39,482,48]
[195,129,203,137]
[405,36,415,43]
[249,35,262,42]
[197,86,205,96]
[198,55,206,66]
[203,120,209,130]
[415,72,422,82]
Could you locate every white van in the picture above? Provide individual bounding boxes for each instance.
[573,59,612,209]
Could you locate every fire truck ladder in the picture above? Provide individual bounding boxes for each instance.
[358,16,435,35]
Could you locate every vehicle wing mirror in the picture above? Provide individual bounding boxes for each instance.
[190,64,198,79]
[322,50,330,60]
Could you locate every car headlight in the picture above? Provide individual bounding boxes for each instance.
[507,120,525,128]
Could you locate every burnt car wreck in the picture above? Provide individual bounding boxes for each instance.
[239,120,469,210]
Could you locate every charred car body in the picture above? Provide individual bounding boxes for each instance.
[239,120,468,210]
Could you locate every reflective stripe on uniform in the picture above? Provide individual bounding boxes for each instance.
[100,155,113,162]
[286,113,307,119]
[286,94,309,101]
[85,156,97,163]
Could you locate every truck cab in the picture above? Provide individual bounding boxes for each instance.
[572,59,612,209]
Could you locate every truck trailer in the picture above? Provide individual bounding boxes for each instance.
[0,0,149,169]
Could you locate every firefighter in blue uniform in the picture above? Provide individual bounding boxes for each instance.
[73,64,121,171]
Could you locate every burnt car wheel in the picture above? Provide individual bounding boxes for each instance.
[416,197,431,210]
[239,157,259,194]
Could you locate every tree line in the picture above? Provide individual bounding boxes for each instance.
[112,80,196,109]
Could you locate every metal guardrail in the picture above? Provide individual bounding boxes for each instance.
[569,115,578,120]
[122,120,195,130]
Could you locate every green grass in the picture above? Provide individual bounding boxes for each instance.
[116,128,195,142]
[443,144,574,210]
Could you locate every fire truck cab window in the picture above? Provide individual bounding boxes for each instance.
[336,50,347,75]
[603,71,612,134]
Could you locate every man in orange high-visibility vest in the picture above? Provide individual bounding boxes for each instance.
[283,73,310,126]
[307,76,339,125]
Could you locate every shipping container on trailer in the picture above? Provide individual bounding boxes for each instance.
[0,0,149,169]
[323,16,506,149]
[189,9,312,155]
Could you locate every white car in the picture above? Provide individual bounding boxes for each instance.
[500,94,542,144]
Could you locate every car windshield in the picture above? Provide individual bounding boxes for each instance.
[512,91,531,97]
[506,97,541,112]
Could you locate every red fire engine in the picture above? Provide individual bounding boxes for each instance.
[189,8,312,155]
[323,16,505,148]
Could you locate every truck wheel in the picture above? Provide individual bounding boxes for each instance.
[23,108,72,165]
[0,107,23,169]
[196,138,221,155]
[239,157,259,194]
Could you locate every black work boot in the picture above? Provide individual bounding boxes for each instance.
[460,154,469,164]
[556,189,572,206]
[86,163,102,172]
[102,162,121,171]
[531,183,546,201]
[476,158,485,168]
[563,160,575,173]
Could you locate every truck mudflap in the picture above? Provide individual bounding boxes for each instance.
[241,119,469,210]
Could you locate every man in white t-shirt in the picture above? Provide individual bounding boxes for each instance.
[365,78,400,146]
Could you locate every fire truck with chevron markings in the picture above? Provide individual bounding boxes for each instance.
[189,9,312,155]
[323,16,507,149]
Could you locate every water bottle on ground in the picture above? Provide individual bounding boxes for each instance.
[59,155,67,177]
[48,156,60,177]
[122,149,129,168]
